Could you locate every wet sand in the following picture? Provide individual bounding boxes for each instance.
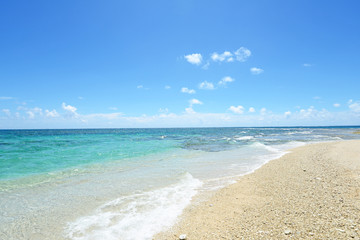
[156,140,360,239]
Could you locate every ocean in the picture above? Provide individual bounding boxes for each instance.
[0,127,359,240]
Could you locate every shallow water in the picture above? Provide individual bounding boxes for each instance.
[0,127,359,239]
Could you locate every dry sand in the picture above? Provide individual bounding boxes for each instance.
[156,140,360,239]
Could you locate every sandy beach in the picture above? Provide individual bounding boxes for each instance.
[156,140,360,239]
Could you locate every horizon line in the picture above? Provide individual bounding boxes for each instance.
[1,125,360,131]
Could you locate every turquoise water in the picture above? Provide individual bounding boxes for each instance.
[0,129,178,181]
[2,127,358,182]
[0,127,360,240]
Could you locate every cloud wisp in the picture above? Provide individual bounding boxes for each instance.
[250,67,264,75]
[348,100,360,113]
[284,111,292,118]
[0,96,14,100]
[199,81,215,90]
[45,109,60,118]
[218,76,235,86]
[189,99,203,106]
[211,51,233,62]
[2,109,11,116]
[181,87,196,94]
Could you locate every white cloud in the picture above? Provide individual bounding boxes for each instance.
[333,103,340,108]
[109,107,118,111]
[186,47,250,69]
[211,53,219,61]
[62,102,79,118]
[23,107,43,119]
[211,51,233,62]
[234,47,251,62]
[184,53,202,65]
[210,47,251,63]
[284,111,292,118]
[313,96,321,100]
[218,76,235,86]
[45,109,60,118]
[78,96,84,100]
[181,87,196,94]
[349,100,360,112]
[250,67,264,75]
[299,106,316,118]
[295,106,333,122]
[165,85,171,90]
[189,99,203,106]
[62,103,77,113]
[2,109,11,116]
[229,105,245,114]
[303,63,312,67]
[0,96,14,100]
[199,81,215,90]
[249,107,255,113]
[185,99,203,114]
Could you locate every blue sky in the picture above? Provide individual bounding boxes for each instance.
[1,0,360,128]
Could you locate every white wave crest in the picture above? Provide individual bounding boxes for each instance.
[233,136,254,141]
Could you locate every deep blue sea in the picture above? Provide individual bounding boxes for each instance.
[0,127,359,239]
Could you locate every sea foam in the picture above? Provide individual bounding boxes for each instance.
[66,173,202,240]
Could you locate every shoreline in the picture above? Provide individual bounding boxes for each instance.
[156,140,360,239]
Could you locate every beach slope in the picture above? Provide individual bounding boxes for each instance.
[157,140,360,239]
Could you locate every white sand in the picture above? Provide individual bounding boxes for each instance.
[156,140,360,239]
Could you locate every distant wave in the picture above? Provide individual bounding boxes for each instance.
[285,130,313,135]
